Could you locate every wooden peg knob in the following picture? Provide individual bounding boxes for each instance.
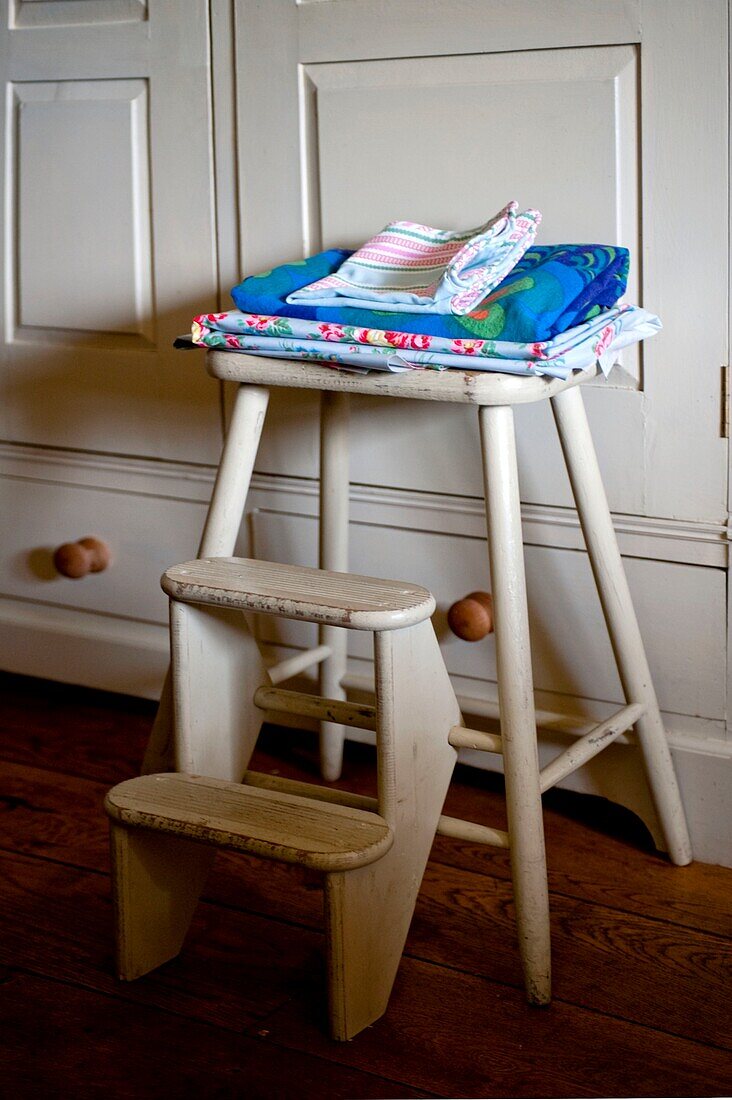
[447,591,494,642]
[53,537,111,579]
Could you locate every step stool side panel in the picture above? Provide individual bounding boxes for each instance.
[325,620,460,1040]
[171,600,269,781]
[110,822,214,981]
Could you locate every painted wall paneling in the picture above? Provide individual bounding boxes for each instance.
[236,0,728,524]
[0,1,728,864]
[0,0,222,462]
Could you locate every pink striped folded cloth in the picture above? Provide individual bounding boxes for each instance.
[286,201,541,316]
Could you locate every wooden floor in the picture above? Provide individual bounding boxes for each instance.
[0,673,730,1099]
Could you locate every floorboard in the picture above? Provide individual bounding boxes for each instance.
[0,672,730,1098]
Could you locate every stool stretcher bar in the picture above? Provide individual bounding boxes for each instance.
[539,702,646,794]
[267,645,332,686]
[343,672,637,744]
[448,726,503,754]
[253,686,378,732]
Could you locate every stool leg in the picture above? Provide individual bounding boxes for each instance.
[110,823,212,980]
[319,391,350,781]
[142,384,270,775]
[479,404,551,1005]
[551,385,692,865]
[324,621,459,1039]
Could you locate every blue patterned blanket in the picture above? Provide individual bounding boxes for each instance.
[230,243,629,344]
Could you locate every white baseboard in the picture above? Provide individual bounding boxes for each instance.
[0,596,168,699]
[0,598,729,868]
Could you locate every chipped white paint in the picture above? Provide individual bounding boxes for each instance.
[162,556,436,631]
[539,702,646,793]
[208,351,595,406]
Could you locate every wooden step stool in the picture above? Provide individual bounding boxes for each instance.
[106,557,461,1041]
[138,355,694,1025]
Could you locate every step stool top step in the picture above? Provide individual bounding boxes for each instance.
[162,558,436,631]
[106,773,394,871]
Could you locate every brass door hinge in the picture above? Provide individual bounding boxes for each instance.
[722,365,730,439]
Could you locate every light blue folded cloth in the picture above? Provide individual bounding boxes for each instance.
[192,305,660,380]
[286,201,541,315]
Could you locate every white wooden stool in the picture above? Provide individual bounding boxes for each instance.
[108,558,460,1040]
[141,354,692,1012]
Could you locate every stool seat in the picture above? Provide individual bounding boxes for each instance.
[162,557,436,631]
[106,773,394,871]
[206,350,598,405]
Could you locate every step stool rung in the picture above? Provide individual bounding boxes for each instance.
[162,557,435,631]
[105,774,393,872]
[244,769,377,811]
[448,725,503,754]
[254,685,377,731]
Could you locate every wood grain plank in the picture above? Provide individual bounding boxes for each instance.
[0,849,321,1033]
[0,672,152,781]
[410,862,732,1050]
[2,760,731,1049]
[4,841,729,1099]
[255,956,732,1099]
[2,676,728,944]
[106,772,392,870]
[0,970,430,1100]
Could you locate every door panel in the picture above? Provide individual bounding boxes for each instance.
[238,0,728,522]
[0,1,222,463]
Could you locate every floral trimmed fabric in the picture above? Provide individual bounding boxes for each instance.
[232,243,630,345]
[191,304,660,380]
[285,202,541,316]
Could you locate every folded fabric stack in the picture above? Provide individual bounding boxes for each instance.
[192,203,660,379]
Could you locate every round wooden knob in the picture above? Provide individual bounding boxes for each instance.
[447,591,494,642]
[53,537,111,579]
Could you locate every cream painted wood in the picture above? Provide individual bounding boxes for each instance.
[539,703,646,793]
[244,769,512,852]
[267,644,331,685]
[0,1,222,463]
[162,557,436,632]
[253,509,727,722]
[551,385,693,864]
[253,686,377,733]
[143,385,269,775]
[239,468,728,569]
[479,404,550,1005]
[110,824,213,982]
[319,391,351,780]
[106,774,393,872]
[436,815,510,850]
[0,474,205,625]
[120,568,460,1038]
[198,387,270,557]
[11,2,148,29]
[325,621,460,1039]
[243,769,378,812]
[208,353,594,406]
[170,600,269,781]
[448,726,503,754]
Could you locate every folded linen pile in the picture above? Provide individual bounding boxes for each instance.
[192,203,659,379]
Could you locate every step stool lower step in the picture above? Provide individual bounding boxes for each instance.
[105,773,393,871]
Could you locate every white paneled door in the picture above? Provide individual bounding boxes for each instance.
[236,0,728,523]
[0,1,221,463]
